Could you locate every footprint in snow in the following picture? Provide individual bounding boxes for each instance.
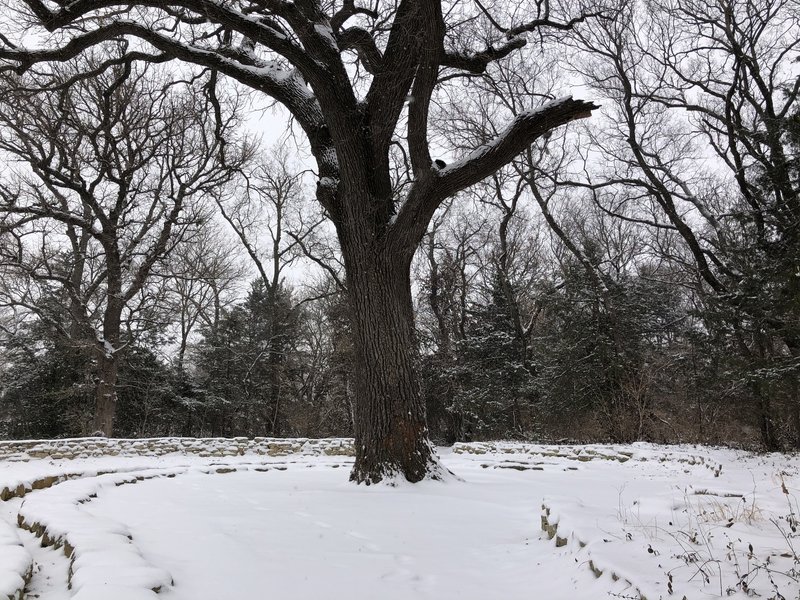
[314,520,333,529]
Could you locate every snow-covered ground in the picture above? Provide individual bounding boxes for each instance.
[1,441,798,600]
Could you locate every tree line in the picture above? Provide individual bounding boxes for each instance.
[0,0,797,481]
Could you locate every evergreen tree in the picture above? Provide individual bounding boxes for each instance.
[0,308,92,438]
[533,255,688,442]
[196,279,299,437]
[0,297,182,439]
[447,271,537,440]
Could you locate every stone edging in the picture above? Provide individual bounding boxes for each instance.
[453,442,723,476]
[540,502,648,600]
[0,524,31,600]
[10,460,351,599]
[0,437,354,462]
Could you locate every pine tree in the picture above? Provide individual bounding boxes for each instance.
[196,280,299,437]
[447,271,537,440]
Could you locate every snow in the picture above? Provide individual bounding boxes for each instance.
[313,23,338,50]
[0,441,798,599]
[439,95,575,176]
[17,468,183,597]
[0,517,30,599]
[244,60,296,82]
[83,466,623,600]
[317,176,337,187]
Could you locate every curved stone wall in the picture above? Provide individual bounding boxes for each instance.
[0,437,354,462]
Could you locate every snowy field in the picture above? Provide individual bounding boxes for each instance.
[0,440,798,600]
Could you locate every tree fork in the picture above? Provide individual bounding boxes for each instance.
[1,0,601,482]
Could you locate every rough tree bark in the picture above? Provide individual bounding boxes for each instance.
[93,349,119,435]
[345,247,432,482]
[92,272,124,434]
[1,0,601,481]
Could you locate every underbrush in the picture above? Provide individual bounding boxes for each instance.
[615,475,799,599]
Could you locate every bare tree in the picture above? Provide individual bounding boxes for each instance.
[415,199,488,440]
[418,202,487,358]
[0,0,601,482]
[213,149,329,434]
[0,54,245,435]
[565,0,800,448]
[432,44,586,379]
[287,278,355,437]
[164,223,246,373]
[431,39,697,442]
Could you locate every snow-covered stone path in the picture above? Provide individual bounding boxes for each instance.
[16,525,70,600]
[0,440,797,600]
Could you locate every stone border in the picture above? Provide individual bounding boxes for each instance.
[453,442,723,476]
[0,438,356,600]
[0,437,354,462]
[10,467,179,600]
[11,460,351,599]
[453,443,634,463]
[1,438,730,599]
[0,470,84,600]
[540,502,648,600]
[0,522,32,600]
[2,473,90,502]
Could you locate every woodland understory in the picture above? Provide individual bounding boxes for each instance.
[0,0,797,481]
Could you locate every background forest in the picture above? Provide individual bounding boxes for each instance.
[0,0,797,451]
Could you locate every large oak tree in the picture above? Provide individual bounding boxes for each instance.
[0,0,600,483]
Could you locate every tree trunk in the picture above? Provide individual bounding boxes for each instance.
[92,350,119,436]
[789,374,800,449]
[344,245,442,484]
[267,346,282,436]
[92,274,123,436]
[753,379,779,451]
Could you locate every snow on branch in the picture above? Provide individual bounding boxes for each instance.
[389,96,598,250]
[435,96,599,197]
[0,20,324,134]
[15,0,321,81]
